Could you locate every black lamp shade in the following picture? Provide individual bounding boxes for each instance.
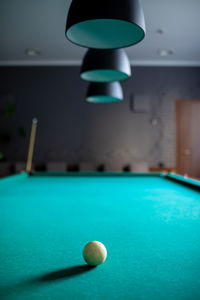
[66,0,146,49]
[86,82,123,103]
[81,49,131,82]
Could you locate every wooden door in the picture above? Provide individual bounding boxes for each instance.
[176,99,200,178]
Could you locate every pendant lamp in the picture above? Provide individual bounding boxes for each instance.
[81,49,131,82]
[66,0,146,49]
[86,82,123,103]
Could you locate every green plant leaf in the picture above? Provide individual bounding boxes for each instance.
[5,102,15,118]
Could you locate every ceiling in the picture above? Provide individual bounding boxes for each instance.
[0,0,200,67]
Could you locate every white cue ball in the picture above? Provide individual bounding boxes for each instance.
[83,241,107,266]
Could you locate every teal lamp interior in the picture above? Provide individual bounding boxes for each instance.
[66,0,146,49]
[86,82,123,103]
[81,49,131,82]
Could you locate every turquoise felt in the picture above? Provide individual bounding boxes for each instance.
[0,173,200,300]
[167,172,200,187]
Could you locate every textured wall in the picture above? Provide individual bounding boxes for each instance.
[0,66,200,168]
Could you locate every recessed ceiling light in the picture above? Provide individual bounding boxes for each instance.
[156,29,164,35]
[157,49,173,57]
[25,48,41,57]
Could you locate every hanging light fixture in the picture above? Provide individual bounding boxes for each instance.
[81,49,131,82]
[66,0,146,49]
[86,82,123,103]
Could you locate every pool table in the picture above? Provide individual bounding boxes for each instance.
[0,172,200,300]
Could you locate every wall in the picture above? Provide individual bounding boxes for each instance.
[0,66,200,168]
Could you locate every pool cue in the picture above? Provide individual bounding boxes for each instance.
[26,118,38,174]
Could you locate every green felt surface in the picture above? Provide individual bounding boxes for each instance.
[0,173,200,300]
[167,172,200,188]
